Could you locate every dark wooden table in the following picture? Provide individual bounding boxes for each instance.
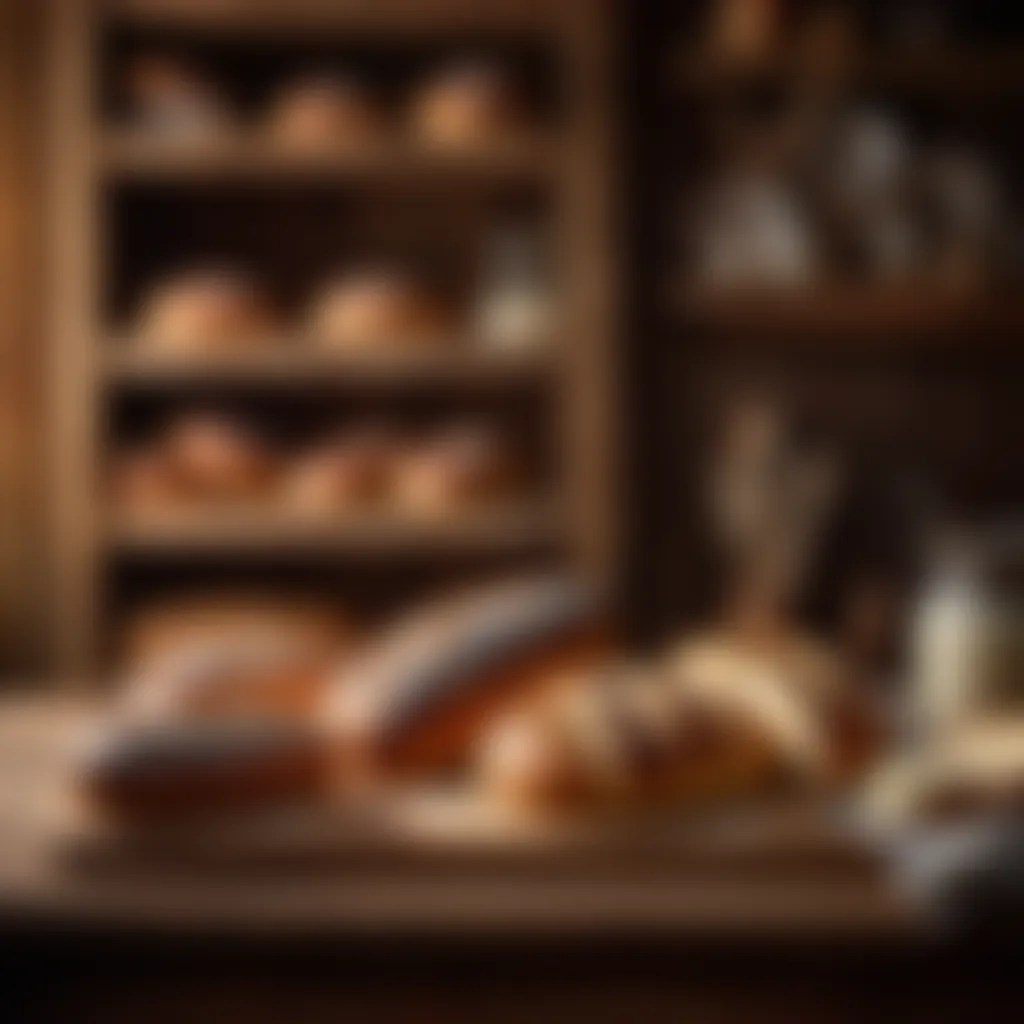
[0,694,1013,1023]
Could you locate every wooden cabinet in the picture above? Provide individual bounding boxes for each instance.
[46,0,618,675]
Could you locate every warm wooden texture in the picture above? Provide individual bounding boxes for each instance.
[107,0,554,34]
[48,0,101,679]
[557,0,620,600]
[105,342,554,385]
[46,0,621,673]
[100,134,555,182]
[676,287,1024,343]
[628,7,1024,642]
[105,504,562,557]
[0,695,916,938]
[0,1,45,671]
[673,46,1024,94]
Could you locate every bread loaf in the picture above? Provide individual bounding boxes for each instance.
[667,630,882,785]
[392,424,524,517]
[122,55,230,139]
[265,75,386,148]
[284,428,398,514]
[309,271,454,351]
[477,633,882,817]
[120,594,350,672]
[136,269,276,352]
[324,577,609,779]
[478,663,788,816]
[411,61,531,149]
[160,413,278,502]
[78,608,351,821]
[79,719,328,821]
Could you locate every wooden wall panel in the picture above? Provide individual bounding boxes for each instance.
[0,0,46,675]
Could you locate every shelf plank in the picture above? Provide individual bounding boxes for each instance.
[98,134,554,183]
[672,47,1024,94]
[104,344,555,387]
[674,287,1024,342]
[108,0,555,35]
[106,506,562,557]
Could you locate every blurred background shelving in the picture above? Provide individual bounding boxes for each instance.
[47,0,616,674]
[105,503,562,556]
[673,286,1024,342]
[99,133,556,181]
[626,0,1024,646]
[104,341,556,384]
[5,0,1020,675]
[672,47,1024,95]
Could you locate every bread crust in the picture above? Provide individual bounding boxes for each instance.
[411,62,531,148]
[82,724,328,821]
[265,75,386,148]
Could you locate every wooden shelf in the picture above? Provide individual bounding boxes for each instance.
[674,286,1024,342]
[98,134,555,183]
[108,0,554,35]
[104,344,555,387]
[672,47,1024,95]
[49,0,617,674]
[106,505,562,557]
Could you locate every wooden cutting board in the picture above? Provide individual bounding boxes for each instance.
[5,694,878,880]
[52,785,880,881]
[1,696,913,940]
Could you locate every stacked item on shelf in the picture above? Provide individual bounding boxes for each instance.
[677,0,1020,300]
[93,25,568,649]
[119,53,542,152]
[684,109,1008,294]
[130,261,553,358]
[52,1,614,730]
[110,412,532,520]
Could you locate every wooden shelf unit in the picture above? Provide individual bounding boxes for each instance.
[673,287,1024,343]
[105,0,558,35]
[671,46,1024,95]
[106,504,562,557]
[48,0,617,675]
[622,5,1024,643]
[99,133,556,183]
[104,341,556,386]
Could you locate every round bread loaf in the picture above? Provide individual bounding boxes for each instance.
[308,271,454,351]
[160,413,278,502]
[265,74,386,148]
[284,427,398,514]
[136,269,276,352]
[411,61,531,149]
[392,424,523,517]
[122,55,230,138]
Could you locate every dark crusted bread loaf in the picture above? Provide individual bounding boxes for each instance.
[79,718,327,821]
[324,577,610,779]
